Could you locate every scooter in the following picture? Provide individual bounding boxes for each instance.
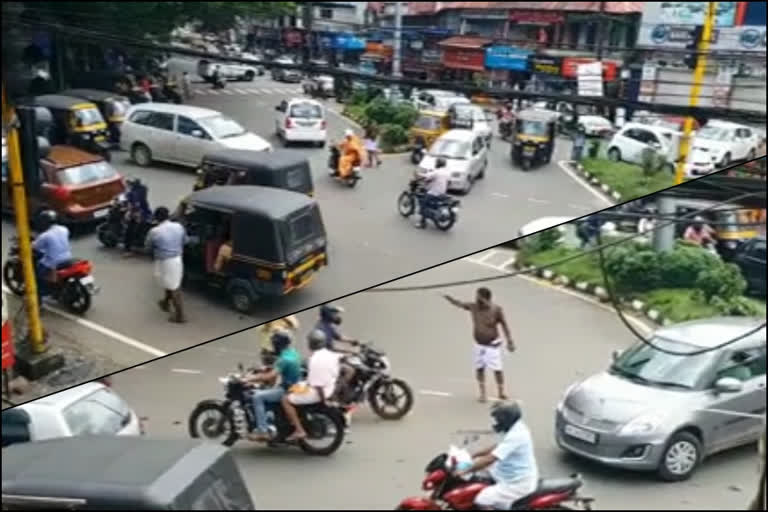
[328,146,361,188]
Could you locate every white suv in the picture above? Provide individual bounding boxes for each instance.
[607,123,679,171]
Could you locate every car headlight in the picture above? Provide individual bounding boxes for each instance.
[619,413,664,436]
[557,383,578,412]
[725,240,738,250]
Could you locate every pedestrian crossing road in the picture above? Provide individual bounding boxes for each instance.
[190,84,303,97]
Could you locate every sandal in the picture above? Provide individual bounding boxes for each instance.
[286,432,307,442]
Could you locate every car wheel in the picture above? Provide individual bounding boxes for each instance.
[607,147,621,162]
[720,152,731,168]
[747,148,756,161]
[244,70,255,81]
[658,431,702,482]
[131,143,152,167]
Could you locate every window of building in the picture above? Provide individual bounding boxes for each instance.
[320,8,333,19]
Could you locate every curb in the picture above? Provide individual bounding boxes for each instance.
[509,257,671,327]
[571,162,624,203]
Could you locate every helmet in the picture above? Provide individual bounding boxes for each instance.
[490,401,522,434]
[344,128,354,138]
[320,303,344,324]
[36,209,58,231]
[307,329,328,351]
[271,329,293,354]
[126,176,142,187]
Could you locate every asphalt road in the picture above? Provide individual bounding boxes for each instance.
[2,75,607,359]
[111,252,758,511]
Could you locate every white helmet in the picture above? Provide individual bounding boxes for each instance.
[344,128,354,138]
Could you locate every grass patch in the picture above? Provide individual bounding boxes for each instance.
[581,158,674,200]
[520,246,605,285]
[637,288,720,323]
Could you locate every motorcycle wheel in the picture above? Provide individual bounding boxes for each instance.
[3,259,25,296]
[61,279,91,315]
[346,176,359,188]
[188,402,239,447]
[369,378,414,420]
[97,223,120,248]
[433,207,457,232]
[410,150,423,165]
[397,192,415,217]
[297,408,345,456]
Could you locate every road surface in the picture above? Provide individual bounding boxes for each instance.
[111,251,757,510]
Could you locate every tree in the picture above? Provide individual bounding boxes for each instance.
[186,3,297,33]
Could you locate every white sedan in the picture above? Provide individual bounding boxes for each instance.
[418,129,488,194]
[1,382,143,447]
[577,115,614,137]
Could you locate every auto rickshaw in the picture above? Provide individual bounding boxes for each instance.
[194,149,314,196]
[1,437,256,510]
[29,94,112,161]
[177,185,328,313]
[409,110,451,164]
[511,109,558,171]
[60,89,131,145]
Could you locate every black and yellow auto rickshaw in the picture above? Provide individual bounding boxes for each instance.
[60,89,131,145]
[1,437,256,510]
[30,94,112,160]
[177,185,327,313]
[409,110,451,164]
[194,149,314,197]
[510,109,558,171]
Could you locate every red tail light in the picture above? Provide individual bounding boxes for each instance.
[285,118,293,129]
[51,186,71,201]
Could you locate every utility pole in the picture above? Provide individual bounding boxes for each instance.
[303,2,314,63]
[653,195,677,252]
[1,86,45,352]
[595,1,606,60]
[675,2,717,185]
[392,1,403,78]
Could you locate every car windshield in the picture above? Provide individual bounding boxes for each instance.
[57,161,118,186]
[290,103,322,119]
[63,388,131,437]
[415,115,442,131]
[610,337,720,389]
[519,120,548,136]
[429,138,469,159]
[199,115,247,139]
[697,126,730,140]
[73,107,105,126]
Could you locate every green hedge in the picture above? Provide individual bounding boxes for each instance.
[582,158,674,200]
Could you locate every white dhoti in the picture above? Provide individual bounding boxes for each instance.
[473,341,503,371]
[154,255,183,291]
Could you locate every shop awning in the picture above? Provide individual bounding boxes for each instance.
[438,36,493,49]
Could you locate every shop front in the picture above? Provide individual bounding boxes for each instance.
[529,55,564,94]
[333,34,366,67]
[438,36,493,86]
[360,42,393,75]
[484,45,531,89]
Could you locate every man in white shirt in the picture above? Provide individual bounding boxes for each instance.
[418,158,450,228]
[282,329,341,441]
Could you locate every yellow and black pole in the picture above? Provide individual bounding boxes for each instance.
[2,85,46,353]
[675,2,717,185]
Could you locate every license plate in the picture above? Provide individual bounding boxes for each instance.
[94,208,109,218]
[297,121,316,127]
[564,424,597,444]
[523,147,535,155]
[79,275,95,286]
[95,135,106,142]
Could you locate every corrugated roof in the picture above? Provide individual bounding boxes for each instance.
[438,36,494,48]
[402,2,642,15]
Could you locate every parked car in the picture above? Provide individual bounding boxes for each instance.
[607,123,679,171]
[1,382,144,448]
[417,129,488,194]
[689,120,761,168]
[556,316,767,481]
[646,115,701,133]
[274,98,327,146]
[302,75,335,97]
[1,145,124,224]
[121,103,271,168]
[448,104,493,147]
[197,59,260,82]
[576,115,614,137]
[733,235,766,297]
[271,57,302,83]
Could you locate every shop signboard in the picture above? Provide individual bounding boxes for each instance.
[422,49,442,63]
[709,25,766,53]
[562,58,618,81]
[333,34,365,51]
[484,46,531,71]
[530,55,562,75]
[637,2,741,49]
[577,61,603,97]
[442,48,485,71]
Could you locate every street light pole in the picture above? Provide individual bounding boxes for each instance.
[675,2,717,186]
[653,195,677,253]
[392,1,403,78]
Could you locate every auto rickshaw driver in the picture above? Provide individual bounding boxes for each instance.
[337,129,365,179]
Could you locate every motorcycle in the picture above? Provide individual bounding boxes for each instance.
[328,146,361,188]
[499,119,513,141]
[96,194,154,251]
[337,342,414,420]
[398,178,460,231]
[411,142,426,165]
[188,364,346,456]
[212,76,226,89]
[3,236,98,314]
[397,443,595,510]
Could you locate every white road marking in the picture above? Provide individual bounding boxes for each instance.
[557,160,613,206]
[3,286,167,357]
[476,250,499,264]
[258,88,272,94]
[207,90,220,96]
[491,192,509,199]
[234,88,249,94]
[220,89,235,95]
[171,368,203,375]
[501,256,518,268]
[419,389,454,397]
[527,197,549,204]
[568,203,592,211]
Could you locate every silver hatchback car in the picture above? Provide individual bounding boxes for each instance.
[556,316,766,481]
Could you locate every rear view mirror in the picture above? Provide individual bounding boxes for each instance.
[714,377,743,393]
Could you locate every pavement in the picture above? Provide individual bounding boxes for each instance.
[1,75,609,370]
[110,249,758,511]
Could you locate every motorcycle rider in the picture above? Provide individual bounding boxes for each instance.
[123,177,151,254]
[499,102,514,139]
[244,329,303,442]
[281,329,341,442]
[315,304,359,425]
[416,158,450,229]
[32,210,73,304]
[337,129,364,180]
[456,401,539,510]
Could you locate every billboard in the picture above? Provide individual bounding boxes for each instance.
[636,2,744,49]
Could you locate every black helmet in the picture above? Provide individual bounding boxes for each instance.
[307,329,328,351]
[490,401,522,434]
[36,209,58,231]
[271,329,293,355]
[320,304,344,324]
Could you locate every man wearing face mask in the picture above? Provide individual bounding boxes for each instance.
[444,287,514,402]
[315,303,359,426]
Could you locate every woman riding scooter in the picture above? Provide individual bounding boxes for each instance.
[336,129,365,180]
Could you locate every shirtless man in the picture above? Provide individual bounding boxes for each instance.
[444,287,515,402]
